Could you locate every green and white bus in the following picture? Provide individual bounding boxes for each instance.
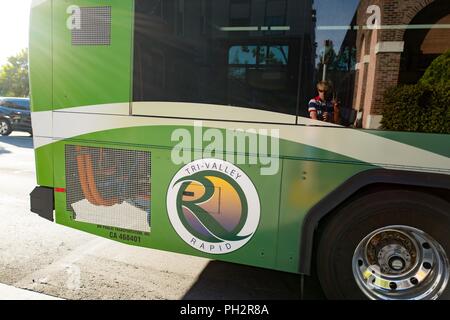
[29,0,450,300]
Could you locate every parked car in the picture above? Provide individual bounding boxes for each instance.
[0,97,32,136]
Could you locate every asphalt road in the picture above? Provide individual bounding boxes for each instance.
[0,133,323,300]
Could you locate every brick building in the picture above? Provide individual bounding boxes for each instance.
[353,0,450,129]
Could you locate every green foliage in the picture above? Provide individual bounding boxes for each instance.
[382,51,450,134]
[420,50,450,87]
[381,83,450,134]
[0,49,29,97]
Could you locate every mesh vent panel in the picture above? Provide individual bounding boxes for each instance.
[72,6,111,46]
[65,145,151,233]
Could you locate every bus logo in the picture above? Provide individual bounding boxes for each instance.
[167,159,260,255]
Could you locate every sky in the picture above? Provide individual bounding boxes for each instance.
[0,0,32,66]
[314,0,359,62]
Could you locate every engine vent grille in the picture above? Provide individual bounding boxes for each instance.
[72,6,112,46]
[65,145,151,233]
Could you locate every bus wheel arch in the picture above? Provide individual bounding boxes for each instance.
[314,189,450,300]
[298,169,450,290]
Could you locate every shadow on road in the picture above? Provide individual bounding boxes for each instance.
[182,261,326,300]
[0,136,33,149]
[182,260,325,300]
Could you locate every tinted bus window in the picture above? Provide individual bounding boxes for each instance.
[134,0,450,131]
[133,0,311,116]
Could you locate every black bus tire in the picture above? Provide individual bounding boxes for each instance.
[316,189,450,300]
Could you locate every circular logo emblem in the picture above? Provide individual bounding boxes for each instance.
[167,159,260,255]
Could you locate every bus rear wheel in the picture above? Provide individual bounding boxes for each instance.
[316,190,450,300]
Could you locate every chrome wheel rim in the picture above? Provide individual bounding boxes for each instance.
[352,225,449,300]
[0,121,8,134]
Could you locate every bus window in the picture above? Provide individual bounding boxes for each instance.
[133,0,309,120]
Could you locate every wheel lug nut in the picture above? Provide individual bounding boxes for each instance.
[423,262,432,270]
[422,243,431,249]
[410,277,419,285]
[390,282,397,290]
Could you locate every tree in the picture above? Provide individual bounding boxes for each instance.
[0,49,29,97]
[419,49,450,87]
[381,51,450,134]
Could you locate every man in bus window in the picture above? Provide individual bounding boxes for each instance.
[308,81,340,124]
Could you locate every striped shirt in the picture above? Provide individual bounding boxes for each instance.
[308,96,335,122]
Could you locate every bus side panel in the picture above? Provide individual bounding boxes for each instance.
[52,125,283,271]
[30,0,53,113]
[52,0,133,110]
[35,145,54,188]
[30,0,54,187]
[277,159,371,273]
[149,148,282,270]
